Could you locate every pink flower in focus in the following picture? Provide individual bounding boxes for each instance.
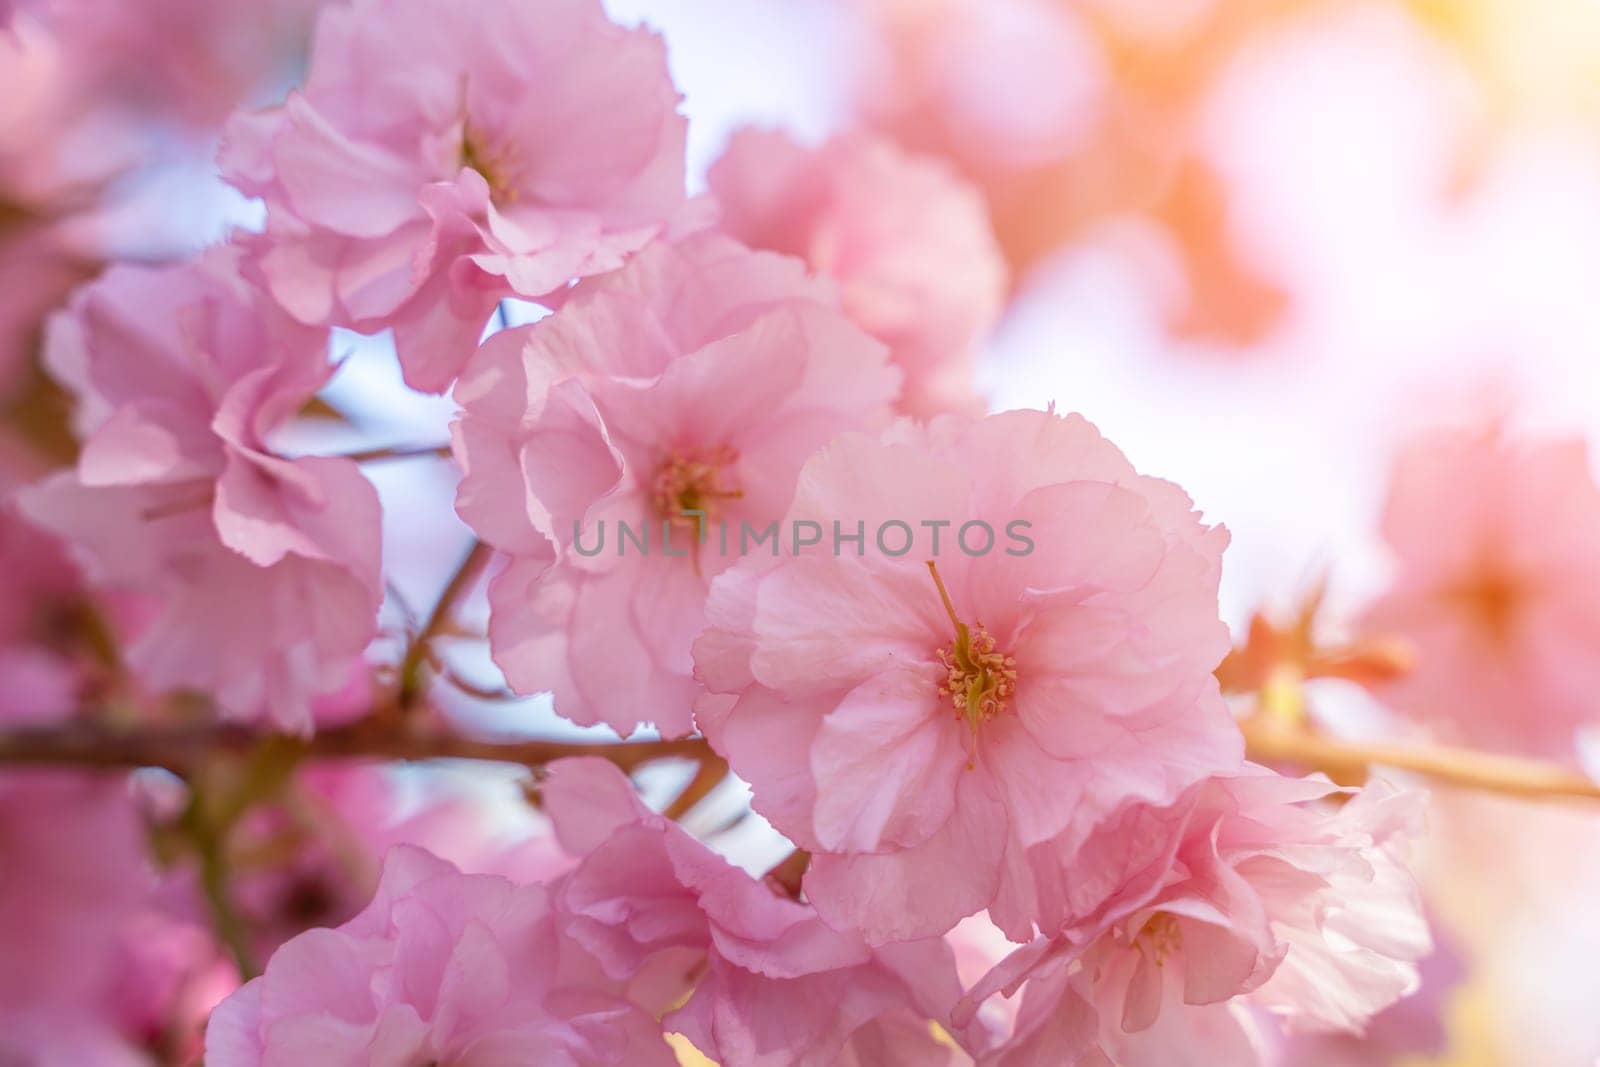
[19,250,382,732]
[539,756,977,1066]
[205,844,676,1067]
[708,128,1007,418]
[452,234,899,736]
[693,408,1240,943]
[221,0,688,392]
[959,773,1431,1066]
[1364,423,1600,757]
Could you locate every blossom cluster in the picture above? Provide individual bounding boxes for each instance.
[21,0,1600,1063]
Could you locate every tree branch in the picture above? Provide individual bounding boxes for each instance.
[1241,716,1600,802]
[398,540,494,710]
[343,443,454,464]
[0,721,711,776]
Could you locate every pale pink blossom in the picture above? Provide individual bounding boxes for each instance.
[1364,423,1600,757]
[708,128,1007,418]
[19,249,382,732]
[539,756,977,1066]
[1271,923,1463,1067]
[452,234,899,736]
[694,408,1240,942]
[222,0,688,392]
[958,772,1432,1066]
[210,758,979,1066]
[206,843,676,1067]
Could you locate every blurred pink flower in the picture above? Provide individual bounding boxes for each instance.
[37,0,322,127]
[540,756,976,1066]
[0,225,99,403]
[221,0,688,392]
[0,13,137,214]
[0,771,158,1065]
[960,773,1431,1066]
[19,249,382,732]
[693,408,1240,943]
[0,460,84,723]
[708,128,1007,418]
[452,234,899,736]
[1364,423,1600,757]
[206,843,676,1067]
[227,762,574,959]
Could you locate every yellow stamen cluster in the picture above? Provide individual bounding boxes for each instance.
[926,561,1018,760]
[651,445,743,523]
[1137,912,1183,965]
[460,126,518,205]
[936,626,1017,723]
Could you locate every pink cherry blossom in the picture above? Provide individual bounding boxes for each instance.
[19,249,382,732]
[0,771,158,1065]
[206,843,677,1067]
[452,234,900,736]
[221,0,688,392]
[693,407,1241,943]
[0,473,84,724]
[209,758,981,1066]
[708,128,1007,418]
[227,761,574,959]
[1364,422,1600,758]
[958,772,1432,1066]
[539,756,978,1066]
[0,12,137,214]
[1271,921,1463,1067]
[36,0,323,127]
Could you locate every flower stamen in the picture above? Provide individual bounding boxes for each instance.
[653,446,743,574]
[1135,912,1183,966]
[926,560,1017,766]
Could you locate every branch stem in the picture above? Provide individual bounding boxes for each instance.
[1241,717,1600,802]
[398,540,494,709]
[0,721,711,776]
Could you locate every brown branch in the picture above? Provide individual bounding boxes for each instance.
[0,721,711,776]
[763,848,810,899]
[1241,717,1600,803]
[663,750,730,821]
[398,540,494,710]
[343,443,454,464]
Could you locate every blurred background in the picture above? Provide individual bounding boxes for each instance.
[6,0,1600,1063]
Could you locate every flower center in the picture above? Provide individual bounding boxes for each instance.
[1135,912,1183,965]
[926,560,1017,761]
[460,125,517,205]
[651,445,743,524]
[1442,568,1529,642]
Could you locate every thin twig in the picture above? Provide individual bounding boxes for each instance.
[181,793,259,980]
[342,443,454,464]
[663,750,730,821]
[0,721,712,776]
[398,540,494,709]
[1241,717,1600,802]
